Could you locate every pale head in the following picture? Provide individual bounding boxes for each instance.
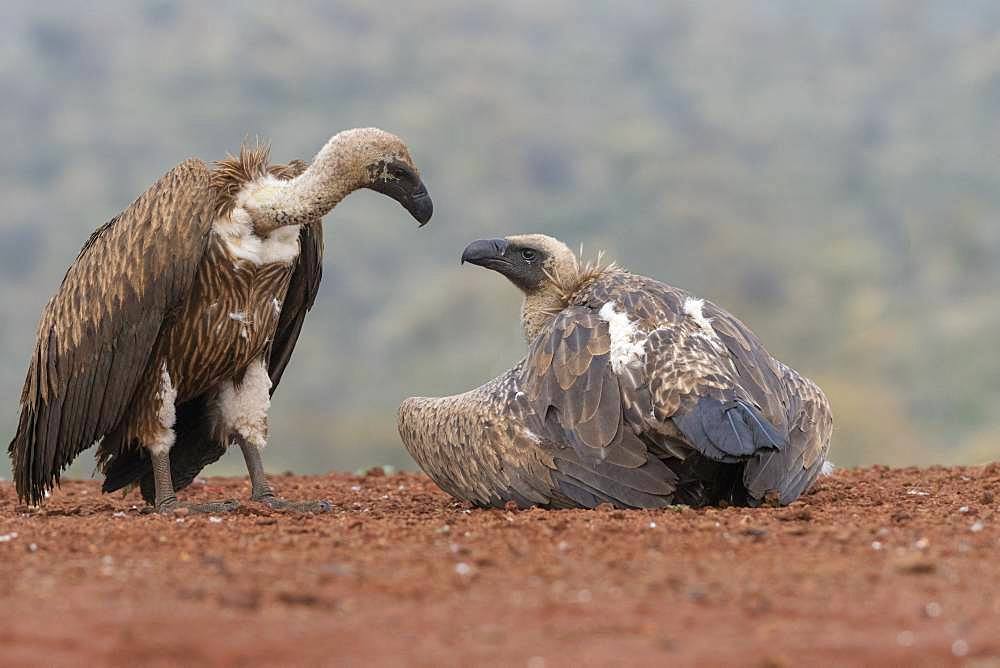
[340,128,432,225]
[239,127,432,232]
[461,234,589,342]
[460,234,578,295]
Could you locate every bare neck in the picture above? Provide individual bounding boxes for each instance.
[241,130,367,233]
[520,288,569,343]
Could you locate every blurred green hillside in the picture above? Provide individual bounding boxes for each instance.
[1,1,998,479]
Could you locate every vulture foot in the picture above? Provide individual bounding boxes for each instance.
[254,494,332,513]
[147,498,241,515]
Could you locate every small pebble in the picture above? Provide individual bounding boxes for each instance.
[924,601,942,618]
[454,562,473,576]
[896,630,915,647]
[970,520,984,533]
[951,639,969,657]
[0,532,18,542]
[208,516,223,524]
[871,541,883,551]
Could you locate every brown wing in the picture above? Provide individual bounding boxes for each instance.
[519,306,678,508]
[398,364,563,508]
[267,222,323,391]
[9,159,216,504]
[601,278,831,504]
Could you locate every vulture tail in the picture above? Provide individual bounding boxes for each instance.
[672,397,787,463]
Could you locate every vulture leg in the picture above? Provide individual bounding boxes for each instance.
[149,448,239,514]
[140,365,238,514]
[237,436,332,512]
[222,360,331,513]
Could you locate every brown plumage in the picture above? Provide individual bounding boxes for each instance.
[11,128,432,511]
[398,234,832,509]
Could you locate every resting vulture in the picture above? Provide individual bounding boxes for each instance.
[10,128,432,512]
[398,234,832,509]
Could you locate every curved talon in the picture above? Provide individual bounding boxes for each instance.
[149,499,240,514]
[257,497,332,513]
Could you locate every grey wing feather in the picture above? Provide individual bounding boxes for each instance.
[622,279,832,504]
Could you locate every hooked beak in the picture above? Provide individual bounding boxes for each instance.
[404,181,433,226]
[367,165,434,227]
[461,238,509,268]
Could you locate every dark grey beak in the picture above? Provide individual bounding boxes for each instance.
[461,238,509,267]
[404,182,433,226]
[367,165,433,227]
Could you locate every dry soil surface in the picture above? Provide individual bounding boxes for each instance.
[2,465,999,667]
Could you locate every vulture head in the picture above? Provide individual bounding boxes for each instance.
[354,128,433,225]
[460,234,579,294]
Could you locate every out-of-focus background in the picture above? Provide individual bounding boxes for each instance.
[0,1,997,479]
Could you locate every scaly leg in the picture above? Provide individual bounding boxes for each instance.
[145,363,238,514]
[237,435,331,512]
[149,448,239,514]
[220,360,331,513]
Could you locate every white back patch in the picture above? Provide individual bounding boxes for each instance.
[683,297,714,333]
[599,302,647,374]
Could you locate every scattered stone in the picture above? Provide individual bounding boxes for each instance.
[893,555,936,575]
[174,507,191,517]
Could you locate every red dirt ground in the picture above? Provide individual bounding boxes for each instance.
[2,465,999,667]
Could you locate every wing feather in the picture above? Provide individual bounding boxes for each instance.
[9,159,216,504]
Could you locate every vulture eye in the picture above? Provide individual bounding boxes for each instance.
[388,164,407,178]
[521,249,536,262]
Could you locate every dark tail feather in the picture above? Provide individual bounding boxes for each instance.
[672,397,787,463]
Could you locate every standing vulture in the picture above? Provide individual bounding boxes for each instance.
[398,235,832,509]
[10,128,432,513]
